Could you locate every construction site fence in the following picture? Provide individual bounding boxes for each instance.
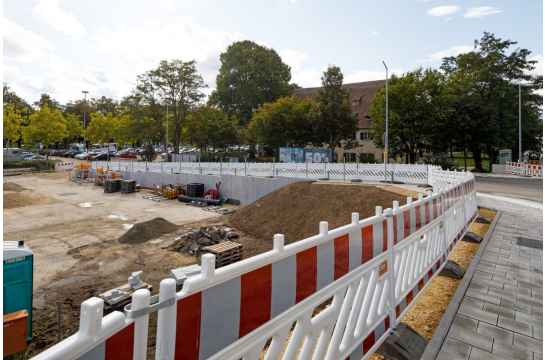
[34,168,477,360]
[505,161,543,177]
[93,160,442,185]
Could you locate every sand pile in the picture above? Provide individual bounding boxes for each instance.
[226,182,408,244]
[3,182,26,192]
[118,218,180,244]
[4,193,41,209]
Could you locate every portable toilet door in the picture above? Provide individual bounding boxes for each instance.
[3,241,34,340]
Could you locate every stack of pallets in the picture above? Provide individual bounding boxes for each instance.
[204,241,243,268]
[120,180,136,193]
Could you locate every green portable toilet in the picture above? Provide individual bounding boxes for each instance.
[3,241,33,340]
[499,149,512,164]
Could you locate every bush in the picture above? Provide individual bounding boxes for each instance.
[358,153,379,164]
[3,160,57,172]
[423,156,458,171]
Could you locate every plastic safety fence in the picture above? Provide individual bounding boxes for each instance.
[55,162,74,172]
[506,162,543,177]
[34,170,476,360]
[93,161,440,185]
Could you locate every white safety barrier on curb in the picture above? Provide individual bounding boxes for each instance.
[34,167,477,360]
[55,162,74,172]
[506,161,543,177]
[93,161,441,185]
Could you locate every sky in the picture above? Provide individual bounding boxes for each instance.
[3,0,543,105]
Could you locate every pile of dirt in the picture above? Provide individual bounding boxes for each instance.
[3,182,26,192]
[118,217,180,244]
[226,182,408,244]
[3,192,41,209]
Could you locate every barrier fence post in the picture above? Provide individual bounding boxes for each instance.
[133,289,151,360]
[155,279,176,360]
[384,207,397,331]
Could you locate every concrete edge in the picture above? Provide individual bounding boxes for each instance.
[421,209,502,359]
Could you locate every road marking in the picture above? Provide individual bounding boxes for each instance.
[476,192,543,210]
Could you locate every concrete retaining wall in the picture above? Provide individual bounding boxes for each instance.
[119,171,314,205]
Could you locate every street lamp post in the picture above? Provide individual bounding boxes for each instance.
[82,91,88,150]
[382,61,389,183]
[519,83,522,162]
[166,103,169,162]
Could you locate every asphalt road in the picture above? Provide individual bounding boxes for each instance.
[475,174,543,202]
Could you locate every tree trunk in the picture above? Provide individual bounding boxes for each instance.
[473,149,483,172]
[6,139,9,162]
[330,146,336,163]
[409,152,417,164]
[450,145,453,158]
[463,148,468,172]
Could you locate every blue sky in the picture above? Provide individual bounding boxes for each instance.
[3,0,543,104]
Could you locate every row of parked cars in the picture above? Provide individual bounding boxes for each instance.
[50,149,137,161]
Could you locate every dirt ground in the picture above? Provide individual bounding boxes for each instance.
[4,173,418,358]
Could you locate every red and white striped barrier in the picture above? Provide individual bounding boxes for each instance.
[55,162,74,172]
[34,170,478,360]
[506,162,543,177]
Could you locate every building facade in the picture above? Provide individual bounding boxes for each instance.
[294,79,397,163]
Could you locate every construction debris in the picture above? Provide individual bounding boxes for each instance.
[202,206,235,214]
[171,264,202,289]
[169,225,240,257]
[98,271,152,313]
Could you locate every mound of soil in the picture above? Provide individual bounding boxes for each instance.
[3,182,26,192]
[118,217,180,244]
[4,192,41,209]
[226,182,408,245]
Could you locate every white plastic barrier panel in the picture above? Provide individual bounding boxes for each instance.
[55,162,74,172]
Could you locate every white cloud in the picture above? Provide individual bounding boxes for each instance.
[154,0,176,10]
[422,45,474,62]
[426,6,461,17]
[463,6,503,18]
[372,30,379,36]
[445,17,453,21]
[33,0,86,41]
[279,49,308,72]
[3,17,54,62]
[344,68,405,84]
[91,16,246,90]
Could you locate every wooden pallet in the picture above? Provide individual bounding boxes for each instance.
[204,241,243,268]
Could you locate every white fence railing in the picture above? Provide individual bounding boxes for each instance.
[94,161,441,185]
[506,161,543,177]
[34,168,477,360]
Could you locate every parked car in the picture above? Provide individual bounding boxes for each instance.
[74,152,91,160]
[91,152,109,161]
[119,151,137,159]
[24,155,46,161]
[22,153,35,160]
[83,152,98,160]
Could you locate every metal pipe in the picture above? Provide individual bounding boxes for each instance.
[383,61,389,183]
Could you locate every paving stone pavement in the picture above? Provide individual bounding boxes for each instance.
[438,196,543,360]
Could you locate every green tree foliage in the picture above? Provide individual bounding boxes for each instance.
[63,113,84,145]
[134,60,206,160]
[85,112,116,159]
[143,143,156,162]
[23,104,67,159]
[369,68,453,164]
[249,95,315,158]
[441,32,543,170]
[34,93,61,111]
[90,96,119,116]
[209,41,293,126]
[186,105,238,153]
[114,112,137,146]
[310,65,359,161]
[3,103,24,159]
[119,95,158,144]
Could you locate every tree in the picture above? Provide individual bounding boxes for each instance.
[310,66,359,161]
[85,112,116,160]
[64,113,84,146]
[186,105,239,154]
[34,93,61,111]
[209,41,293,124]
[249,95,315,159]
[23,104,67,159]
[3,103,23,161]
[90,96,119,116]
[369,68,454,164]
[441,32,542,170]
[209,41,294,159]
[3,83,32,113]
[114,112,138,146]
[135,60,206,161]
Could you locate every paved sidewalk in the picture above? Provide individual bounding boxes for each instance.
[437,196,543,360]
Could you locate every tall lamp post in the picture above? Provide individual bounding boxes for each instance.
[519,83,522,162]
[382,61,389,183]
[82,91,89,150]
